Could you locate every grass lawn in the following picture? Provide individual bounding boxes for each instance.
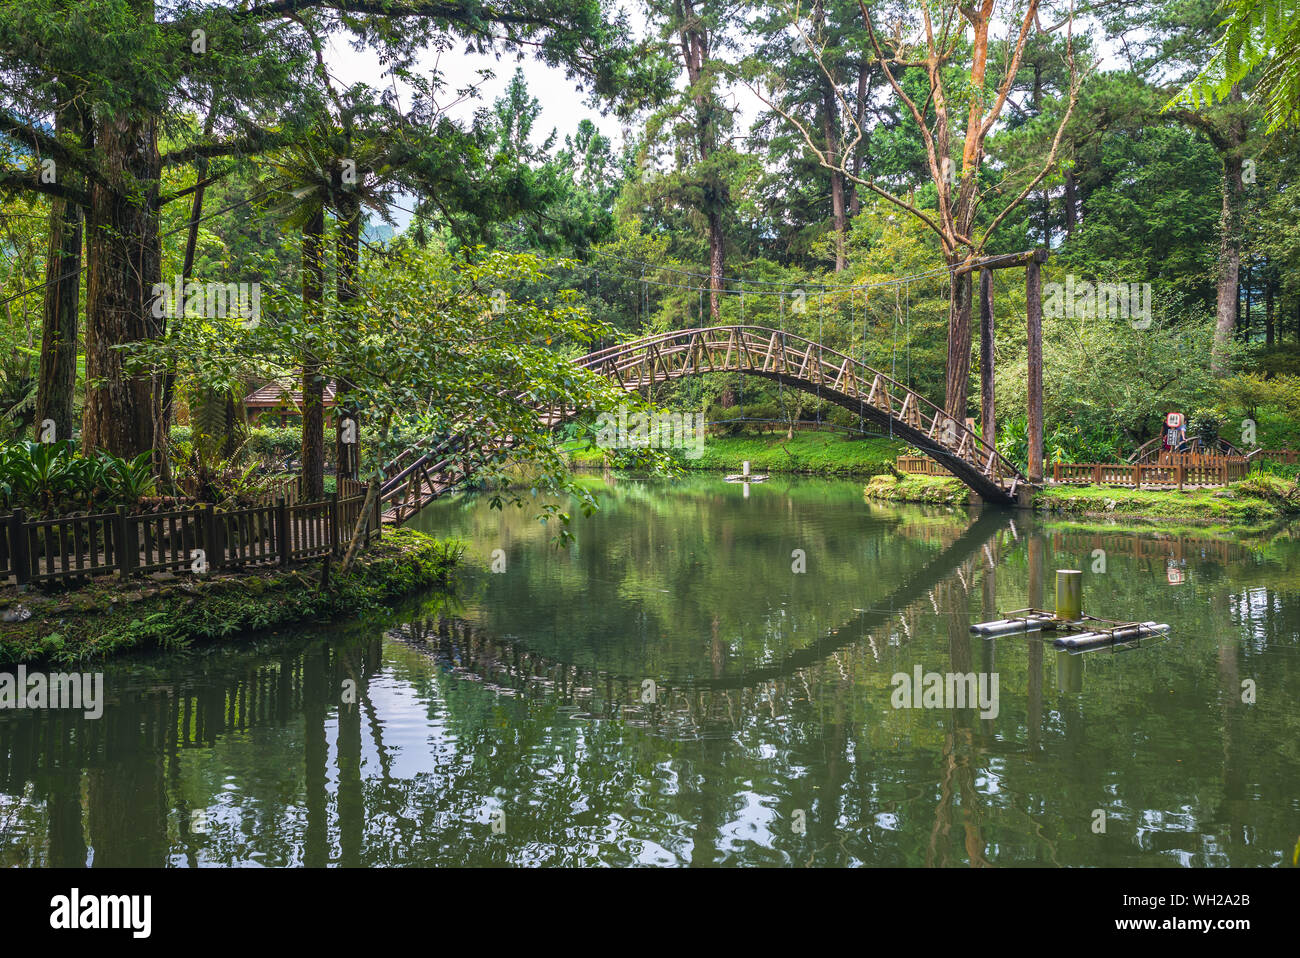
[1030,481,1292,526]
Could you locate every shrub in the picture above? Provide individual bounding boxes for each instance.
[1235,472,1300,513]
[1189,408,1226,445]
[246,426,302,460]
[0,441,156,515]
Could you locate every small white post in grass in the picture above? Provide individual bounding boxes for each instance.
[742,460,750,477]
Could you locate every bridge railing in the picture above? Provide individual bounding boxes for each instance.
[582,325,1022,487]
[375,324,1027,520]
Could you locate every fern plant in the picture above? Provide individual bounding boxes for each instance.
[1169,0,1300,133]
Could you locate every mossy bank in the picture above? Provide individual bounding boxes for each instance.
[0,527,463,666]
[569,431,906,478]
[865,471,1300,529]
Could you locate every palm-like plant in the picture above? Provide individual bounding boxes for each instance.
[258,117,401,498]
[0,441,155,512]
[1173,0,1300,134]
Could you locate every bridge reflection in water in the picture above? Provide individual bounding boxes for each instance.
[0,497,1288,867]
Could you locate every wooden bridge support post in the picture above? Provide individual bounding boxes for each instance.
[1026,253,1046,483]
[979,268,995,451]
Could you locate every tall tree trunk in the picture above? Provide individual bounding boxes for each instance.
[82,109,163,458]
[335,187,361,481]
[848,64,870,217]
[1265,269,1274,348]
[679,0,724,321]
[35,176,82,444]
[822,82,847,271]
[176,102,223,474]
[707,209,724,321]
[1212,152,1245,375]
[1063,168,1078,237]
[978,269,995,450]
[301,206,326,501]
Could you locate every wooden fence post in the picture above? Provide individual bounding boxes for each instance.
[276,498,290,566]
[372,486,381,542]
[202,504,219,572]
[329,492,340,557]
[12,508,28,586]
[117,505,135,580]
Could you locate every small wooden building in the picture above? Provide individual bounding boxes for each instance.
[243,378,338,427]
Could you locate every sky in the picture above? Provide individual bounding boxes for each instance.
[325,17,644,231]
[322,5,1118,232]
[325,4,650,151]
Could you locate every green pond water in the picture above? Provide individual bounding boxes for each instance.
[1,475,1298,867]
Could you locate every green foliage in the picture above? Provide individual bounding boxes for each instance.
[995,415,1123,470]
[1216,373,1300,449]
[997,294,1223,452]
[1189,407,1227,444]
[245,427,302,462]
[1171,0,1300,133]
[685,431,902,477]
[1233,471,1300,513]
[132,243,673,523]
[0,441,154,514]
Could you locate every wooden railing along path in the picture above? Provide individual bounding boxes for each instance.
[896,455,954,477]
[0,479,379,588]
[1052,459,1249,488]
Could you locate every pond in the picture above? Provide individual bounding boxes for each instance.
[1,475,1297,866]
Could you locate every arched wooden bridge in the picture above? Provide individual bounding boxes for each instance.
[378,325,1025,522]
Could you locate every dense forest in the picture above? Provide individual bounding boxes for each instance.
[1,0,1298,512]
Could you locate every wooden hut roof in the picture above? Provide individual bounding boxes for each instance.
[243,378,338,409]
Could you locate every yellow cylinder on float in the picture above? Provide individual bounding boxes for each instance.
[1056,569,1082,621]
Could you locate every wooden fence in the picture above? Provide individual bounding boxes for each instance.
[896,455,953,477]
[1052,459,1249,488]
[0,488,380,587]
[902,447,1288,489]
[1246,448,1299,464]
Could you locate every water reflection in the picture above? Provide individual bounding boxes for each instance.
[1,476,1297,867]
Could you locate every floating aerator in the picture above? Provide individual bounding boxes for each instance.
[971,569,1172,651]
